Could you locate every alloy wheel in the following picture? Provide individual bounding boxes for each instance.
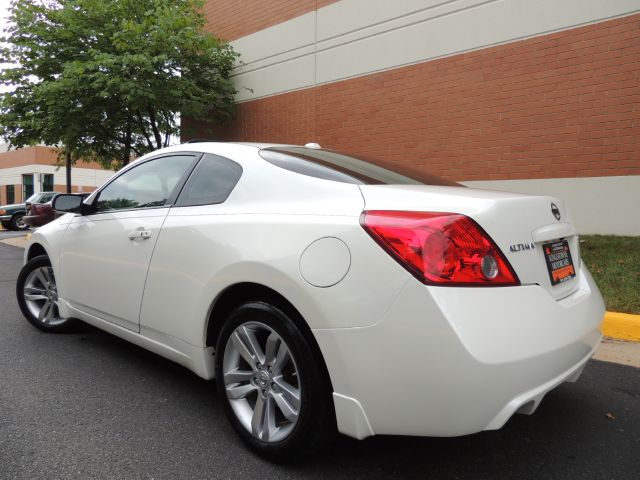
[23,266,65,326]
[222,321,302,443]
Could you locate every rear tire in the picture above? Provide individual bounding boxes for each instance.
[16,255,76,332]
[10,213,29,231]
[215,301,335,462]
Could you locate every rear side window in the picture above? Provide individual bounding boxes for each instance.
[259,147,461,187]
[175,154,242,207]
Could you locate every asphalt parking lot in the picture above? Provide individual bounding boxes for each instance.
[0,240,638,479]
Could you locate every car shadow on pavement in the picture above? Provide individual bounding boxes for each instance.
[64,322,639,480]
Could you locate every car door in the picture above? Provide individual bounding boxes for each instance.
[58,153,199,332]
[139,153,244,344]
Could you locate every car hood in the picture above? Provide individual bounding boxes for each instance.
[0,203,26,211]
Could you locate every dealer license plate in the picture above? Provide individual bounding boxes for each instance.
[543,239,576,286]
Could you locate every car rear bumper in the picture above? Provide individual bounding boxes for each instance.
[313,265,605,439]
[0,215,12,221]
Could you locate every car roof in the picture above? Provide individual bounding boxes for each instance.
[126,142,314,169]
[128,142,297,164]
[182,141,296,149]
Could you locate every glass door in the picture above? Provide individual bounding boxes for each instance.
[22,174,34,201]
[6,185,15,204]
[41,174,54,192]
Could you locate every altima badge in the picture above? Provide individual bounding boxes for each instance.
[509,242,536,253]
[551,203,561,221]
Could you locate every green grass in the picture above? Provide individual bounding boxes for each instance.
[579,235,640,314]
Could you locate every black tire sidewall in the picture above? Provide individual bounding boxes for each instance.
[16,255,74,333]
[215,301,334,462]
[11,213,28,231]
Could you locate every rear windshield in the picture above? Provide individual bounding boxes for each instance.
[259,147,461,186]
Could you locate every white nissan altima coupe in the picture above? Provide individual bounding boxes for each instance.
[17,142,604,461]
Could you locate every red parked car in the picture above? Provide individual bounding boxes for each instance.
[23,193,89,228]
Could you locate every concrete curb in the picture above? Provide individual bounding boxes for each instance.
[0,235,29,249]
[601,311,640,343]
[2,234,639,342]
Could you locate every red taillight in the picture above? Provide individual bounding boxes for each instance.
[361,210,519,286]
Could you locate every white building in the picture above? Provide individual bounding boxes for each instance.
[0,145,114,205]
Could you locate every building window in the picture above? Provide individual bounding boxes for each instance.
[22,174,34,201]
[6,185,15,204]
[41,173,54,192]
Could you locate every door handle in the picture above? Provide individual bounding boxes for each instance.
[128,229,152,240]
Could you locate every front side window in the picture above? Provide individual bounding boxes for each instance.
[175,154,242,207]
[95,155,195,212]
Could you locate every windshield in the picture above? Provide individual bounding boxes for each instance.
[26,192,55,203]
[259,147,461,186]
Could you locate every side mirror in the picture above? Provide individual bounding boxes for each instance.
[52,194,84,214]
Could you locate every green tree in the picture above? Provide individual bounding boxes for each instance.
[0,0,237,186]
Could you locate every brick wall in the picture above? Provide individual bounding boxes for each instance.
[53,184,95,194]
[203,0,338,41]
[0,146,107,170]
[0,147,38,168]
[187,13,640,181]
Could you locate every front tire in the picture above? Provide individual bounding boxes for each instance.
[215,301,335,462]
[10,213,29,231]
[16,255,76,332]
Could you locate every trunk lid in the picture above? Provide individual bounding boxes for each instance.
[359,185,581,300]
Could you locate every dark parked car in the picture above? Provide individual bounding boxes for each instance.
[0,192,57,231]
[24,193,90,228]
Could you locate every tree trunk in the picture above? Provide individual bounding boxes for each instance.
[123,125,132,166]
[65,152,72,193]
[147,108,163,149]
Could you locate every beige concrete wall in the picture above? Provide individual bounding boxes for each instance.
[464,175,640,235]
[227,0,640,102]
